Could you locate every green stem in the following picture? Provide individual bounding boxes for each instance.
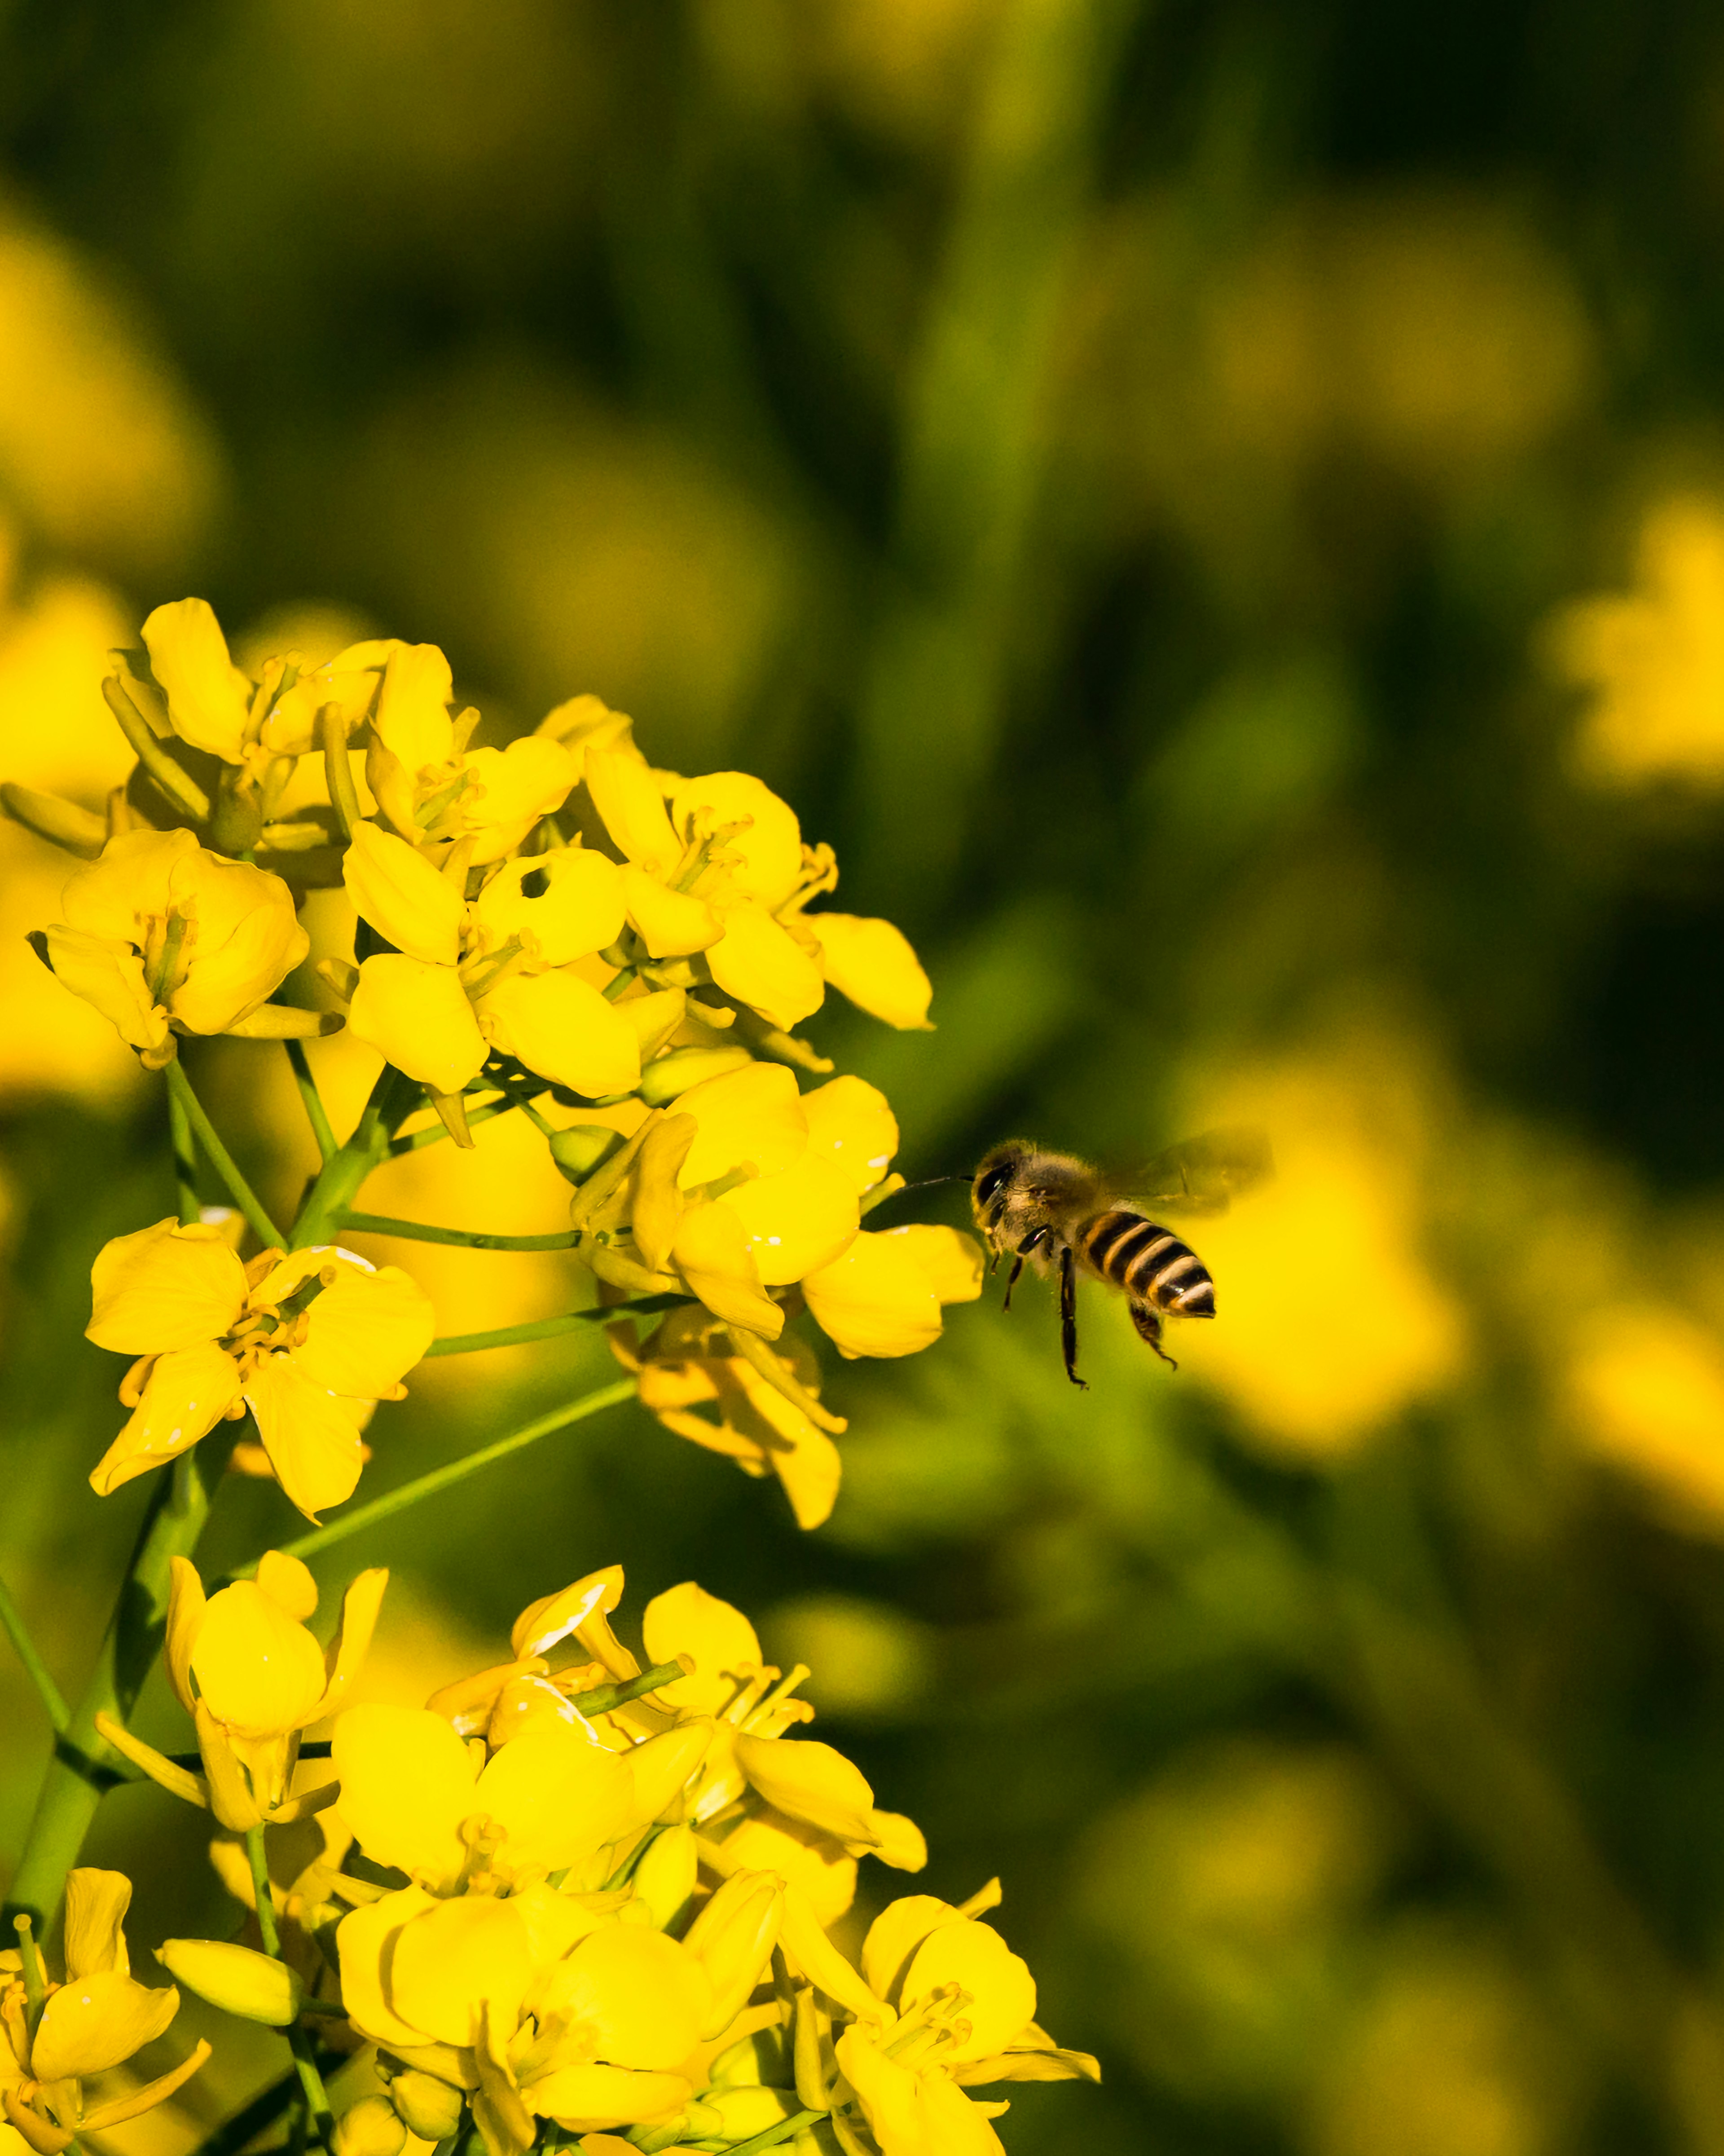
[567,1660,686,1718]
[0,1570,68,1733]
[165,1061,285,1249]
[291,1067,416,1249]
[167,1077,200,1226]
[284,1040,337,1165]
[342,1212,582,1252]
[4,1436,237,1931]
[424,1298,683,1356]
[245,1830,335,2154]
[278,1378,638,1564]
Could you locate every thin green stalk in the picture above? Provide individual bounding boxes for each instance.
[284,1040,337,1165]
[315,705,360,842]
[245,1830,335,2154]
[165,1061,285,1248]
[279,1378,638,1564]
[342,1212,582,1252]
[4,1434,238,1930]
[424,1298,683,1356]
[291,1066,416,1248]
[567,1660,686,1718]
[167,1077,200,1226]
[0,1570,68,1734]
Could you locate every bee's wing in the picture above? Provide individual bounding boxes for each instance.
[1127,1127,1274,1216]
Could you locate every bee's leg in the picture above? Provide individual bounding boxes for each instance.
[1059,1243,1087,1389]
[1130,1298,1178,1370]
[1003,1226,1049,1311]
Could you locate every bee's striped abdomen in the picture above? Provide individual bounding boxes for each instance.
[1080,1208,1216,1317]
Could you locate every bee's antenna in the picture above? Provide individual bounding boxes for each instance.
[890,1175,966,1196]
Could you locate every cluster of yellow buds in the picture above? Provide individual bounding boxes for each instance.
[115,1556,1096,2155]
[10,598,985,1528]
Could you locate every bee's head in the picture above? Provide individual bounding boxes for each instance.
[972,1142,1032,1229]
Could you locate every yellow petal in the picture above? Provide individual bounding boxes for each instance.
[77,2038,214,2134]
[343,822,466,966]
[62,1868,132,1981]
[31,1969,179,2081]
[510,1568,626,1663]
[617,1720,714,1827]
[474,849,625,966]
[641,1583,762,1717]
[764,1420,843,1532]
[141,598,252,763]
[705,904,824,1032]
[349,954,488,1092]
[875,1224,984,1305]
[631,1822,699,1932]
[715,1810,857,1928]
[471,1716,635,1871]
[537,1928,711,2071]
[719,1156,859,1286]
[316,1566,391,1719]
[388,1896,534,2048]
[585,750,680,874]
[615,987,688,1067]
[332,1706,477,1890]
[535,690,635,763]
[88,1219,248,1354]
[294,1264,435,1398]
[901,1921,1036,2062]
[866,1809,927,1872]
[671,1202,783,1340]
[4,2090,75,2154]
[777,1883,882,2024]
[629,1114,696,1277]
[88,1342,244,1496]
[262,664,381,756]
[800,1234,943,1360]
[163,853,309,1035]
[673,1063,807,1189]
[191,1581,329,1738]
[800,1076,900,1197]
[620,867,721,958]
[860,1896,957,2007]
[155,1939,301,2024]
[255,1549,319,1621]
[60,826,197,939]
[480,971,641,1099]
[669,773,803,909]
[680,1871,783,2039]
[334,2094,409,2156]
[732,1735,878,1845]
[533,2063,690,2132]
[455,739,578,864]
[807,915,932,1030]
[42,925,170,1056]
[335,1885,442,2050]
[242,1355,367,1521]
[373,644,455,774]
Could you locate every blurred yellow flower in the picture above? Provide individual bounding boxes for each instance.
[85,1218,434,1517]
[0,1869,210,2156]
[1565,1306,1724,1532]
[1546,497,1724,787]
[98,1552,385,1832]
[42,828,310,1067]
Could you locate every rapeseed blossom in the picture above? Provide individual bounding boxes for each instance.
[12,597,976,1525]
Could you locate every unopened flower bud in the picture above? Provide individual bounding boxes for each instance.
[549,1124,625,1184]
[639,1045,754,1105]
[333,2094,407,2156]
[383,2072,463,2144]
[633,1823,699,1932]
[682,1869,786,2039]
[157,1939,303,2025]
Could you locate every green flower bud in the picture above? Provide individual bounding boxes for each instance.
[638,1045,754,1105]
[157,1939,303,2025]
[549,1123,626,1183]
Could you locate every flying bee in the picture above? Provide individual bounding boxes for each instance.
[971,1128,1273,1387]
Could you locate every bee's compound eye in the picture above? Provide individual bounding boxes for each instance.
[974,1161,1014,1208]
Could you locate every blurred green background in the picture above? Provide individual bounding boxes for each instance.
[13,1,1724,2150]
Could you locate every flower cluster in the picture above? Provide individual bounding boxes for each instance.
[0,1869,209,2154]
[17,599,985,1528]
[126,1558,1096,2156]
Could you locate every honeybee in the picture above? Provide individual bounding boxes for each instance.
[971,1129,1272,1387]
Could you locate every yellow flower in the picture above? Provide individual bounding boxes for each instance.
[806,913,934,1030]
[85,1219,434,1517]
[331,1704,641,1892]
[97,1552,386,1832]
[0,1869,210,2156]
[42,828,309,1066]
[802,1226,983,1360]
[668,772,805,908]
